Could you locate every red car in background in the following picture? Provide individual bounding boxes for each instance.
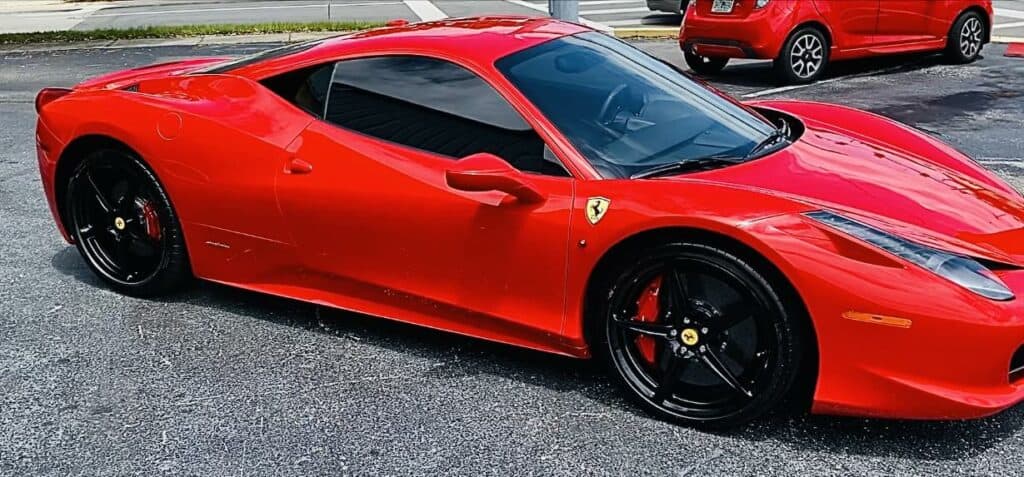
[680,0,993,84]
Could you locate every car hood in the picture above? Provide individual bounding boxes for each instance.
[678,105,1024,265]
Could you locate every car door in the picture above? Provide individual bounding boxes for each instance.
[876,0,940,45]
[812,0,880,50]
[275,55,575,338]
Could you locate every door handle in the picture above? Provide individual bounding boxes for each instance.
[285,157,314,174]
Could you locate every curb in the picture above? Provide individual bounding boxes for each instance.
[612,27,677,39]
[0,31,342,53]
[4,31,1024,53]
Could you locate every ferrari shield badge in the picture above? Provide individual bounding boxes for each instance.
[586,197,611,225]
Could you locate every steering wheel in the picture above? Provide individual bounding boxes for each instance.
[598,84,630,126]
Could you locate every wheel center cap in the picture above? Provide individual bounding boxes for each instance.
[114,217,126,230]
[680,328,699,346]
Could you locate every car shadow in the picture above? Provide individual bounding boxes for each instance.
[50,246,1024,459]
[698,51,969,91]
[639,13,683,26]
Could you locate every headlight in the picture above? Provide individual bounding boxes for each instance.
[805,211,1014,301]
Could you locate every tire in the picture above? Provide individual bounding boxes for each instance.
[946,11,985,64]
[65,148,191,297]
[774,27,829,85]
[683,49,730,75]
[592,241,804,429]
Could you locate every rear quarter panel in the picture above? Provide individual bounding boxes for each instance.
[42,74,315,283]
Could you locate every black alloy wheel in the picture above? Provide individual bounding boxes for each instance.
[597,242,803,428]
[67,148,190,296]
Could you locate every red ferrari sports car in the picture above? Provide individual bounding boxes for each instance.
[679,0,993,84]
[35,17,1024,428]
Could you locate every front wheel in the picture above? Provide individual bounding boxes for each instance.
[774,27,829,85]
[684,49,729,75]
[595,242,804,429]
[946,11,985,63]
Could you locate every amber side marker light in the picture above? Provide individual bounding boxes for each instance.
[35,87,73,114]
[842,311,913,329]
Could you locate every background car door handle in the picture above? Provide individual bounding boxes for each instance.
[285,158,314,174]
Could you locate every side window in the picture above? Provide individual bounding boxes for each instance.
[323,55,569,177]
[261,63,333,117]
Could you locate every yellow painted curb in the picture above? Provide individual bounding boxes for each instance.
[613,27,678,39]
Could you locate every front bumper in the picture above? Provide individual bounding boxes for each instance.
[752,213,1024,420]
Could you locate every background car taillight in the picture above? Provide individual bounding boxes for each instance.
[35,87,72,114]
[754,0,770,8]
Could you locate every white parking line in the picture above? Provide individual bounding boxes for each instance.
[501,0,613,31]
[995,7,1024,20]
[579,7,651,15]
[87,2,400,18]
[403,0,447,21]
[742,63,911,99]
[579,0,645,5]
[994,20,1024,30]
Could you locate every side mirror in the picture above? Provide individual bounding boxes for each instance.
[445,153,545,204]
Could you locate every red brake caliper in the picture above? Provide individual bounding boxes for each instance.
[139,200,162,241]
[634,275,664,365]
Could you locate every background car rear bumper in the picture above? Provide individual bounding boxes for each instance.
[679,11,787,59]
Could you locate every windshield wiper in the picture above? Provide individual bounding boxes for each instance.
[630,155,746,179]
[745,124,791,160]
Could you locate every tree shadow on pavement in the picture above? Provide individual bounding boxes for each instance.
[50,238,1024,462]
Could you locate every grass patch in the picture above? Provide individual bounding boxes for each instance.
[0,21,383,45]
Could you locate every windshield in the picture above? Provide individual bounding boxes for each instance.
[496,32,778,179]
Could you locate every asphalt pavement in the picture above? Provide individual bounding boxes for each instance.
[1,40,1024,475]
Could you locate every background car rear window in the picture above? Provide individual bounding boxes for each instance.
[324,55,567,177]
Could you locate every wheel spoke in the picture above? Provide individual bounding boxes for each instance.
[700,347,753,398]
[659,267,691,324]
[613,317,674,339]
[84,172,113,214]
[652,346,688,402]
[113,236,133,274]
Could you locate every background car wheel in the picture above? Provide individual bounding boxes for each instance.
[684,50,729,75]
[946,11,985,63]
[66,148,190,297]
[593,241,804,429]
[774,27,829,85]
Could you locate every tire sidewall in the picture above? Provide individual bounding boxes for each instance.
[592,241,803,429]
[683,49,729,75]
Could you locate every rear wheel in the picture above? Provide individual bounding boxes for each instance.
[774,27,829,85]
[684,49,730,75]
[66,148,190,297]
[595,242,804,429]
[946,11,985,63]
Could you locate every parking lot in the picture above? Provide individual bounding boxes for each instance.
[1,38,1024,475]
